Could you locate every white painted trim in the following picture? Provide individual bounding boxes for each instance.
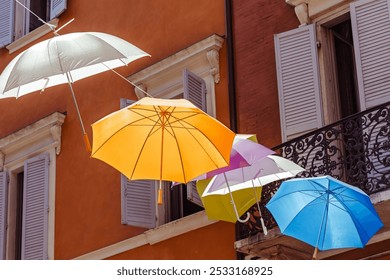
[286,0,354,20]
[6,18,59,54]
[370,189,390,204]
[73,211,218,260]
[127,34,224,118]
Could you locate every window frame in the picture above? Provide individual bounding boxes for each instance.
[0,112,65,259]
[278,0,390,139]
[2,0,66,54]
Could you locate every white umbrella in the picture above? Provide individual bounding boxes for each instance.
[202,155,305,233]
[0,32,150,151]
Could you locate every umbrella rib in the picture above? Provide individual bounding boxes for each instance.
[91,108,161,155]
[129,112,162,179]
[168,113,229,173]
[327,191,377,246]
[316,193,330,250]
[128,104,172,180]
[161,106,189,182]
[282,192,328,239]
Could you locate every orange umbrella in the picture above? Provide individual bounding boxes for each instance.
[91,97,235,203]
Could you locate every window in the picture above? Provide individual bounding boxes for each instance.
[0,112,65,259]
[120,34,224,229]
[120,70,206,228]
[0,0,67,49]
[275,0,390,141]
[275,0,390,184]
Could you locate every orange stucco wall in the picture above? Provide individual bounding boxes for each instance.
[0,0,233,259]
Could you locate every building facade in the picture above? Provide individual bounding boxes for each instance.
[232,0,390,260]
[0,0,236,260]
[1,0,389,260]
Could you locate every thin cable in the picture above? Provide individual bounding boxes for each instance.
[15,0,57,33]
[101,63,153,98]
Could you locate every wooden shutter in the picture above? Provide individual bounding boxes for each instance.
[22,154,49,260]
[274,24,323,141]
[50,0,67,20]
[0,0,14,47]
[0,172,8,260]
[183,69,207,111]
[351,0,390,110]
[183,70,205,206]
[186,181,203,207]
[119,99,156,228]
[121,178,156,229]
[120,98,136,108]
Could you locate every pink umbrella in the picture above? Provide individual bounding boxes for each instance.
[193,135,275,180]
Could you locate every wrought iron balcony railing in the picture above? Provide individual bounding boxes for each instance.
[238,101,390,239]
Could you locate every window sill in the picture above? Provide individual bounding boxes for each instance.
[6,18,59,54]
[73,211,219,260]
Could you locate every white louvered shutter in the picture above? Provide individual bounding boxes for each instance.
[0,172,8,260]
[186,181,203,207]
[121,178,156,228]
[0,0,14,47]
[274,24,323,141]
[183,70,206,206]
[119,99,156,228]
[351,0,390,185]
[183,69,207,111]
[22,154,49,260]
[351,0,390,110]
[50,0,67,20]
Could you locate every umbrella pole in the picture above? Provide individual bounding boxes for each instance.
[312,247,318,260]
[66,74,92,152]
[251,180,268,235]
[223,173,250,223]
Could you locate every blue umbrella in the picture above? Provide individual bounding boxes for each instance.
[266,175,383,259]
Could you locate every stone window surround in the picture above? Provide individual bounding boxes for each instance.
[0,112,65,260]
[127,33,224,118]
[286,0,355,26]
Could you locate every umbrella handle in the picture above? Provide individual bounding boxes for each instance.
[260,217,268,235]
[237,212,250,223]
[83,133,92,152]
[158,188,163,205]
[157,181,163,205]
[223,172,251,223]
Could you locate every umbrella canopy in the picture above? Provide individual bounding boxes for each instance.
[203,155,305,194]
[0,32,149,98]
[202,154,305,228]
[193,134,275,180]
[91,97,235,203]
[266,175,384,259]
[196,178,263,223]
[0,32,150,150]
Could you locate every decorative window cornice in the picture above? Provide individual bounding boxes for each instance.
[127,34,224,98]
[286,0,354,24]
[0,112,65,170]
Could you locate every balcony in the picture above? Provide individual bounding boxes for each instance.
[235,101,390,259]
